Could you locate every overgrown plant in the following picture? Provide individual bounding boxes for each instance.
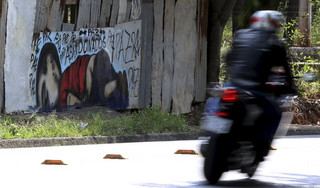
[83,107,196,136]
[0,107,198,139]
[0,115,82,139]
[311,0,320,46]
[219,18,233,82]
[291,55,320,98]
[280,0,320,46]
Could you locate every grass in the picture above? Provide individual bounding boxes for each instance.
[295,79,320,99]
[0,107,199,139]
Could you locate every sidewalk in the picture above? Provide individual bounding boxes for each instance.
[0,124,319,149]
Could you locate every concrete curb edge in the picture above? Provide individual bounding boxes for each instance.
[0,132,203,149]
[0,124,319,149]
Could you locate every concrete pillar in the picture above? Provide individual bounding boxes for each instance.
[5,0,36,112]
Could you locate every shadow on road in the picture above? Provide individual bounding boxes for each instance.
[138,179,293,188]
[200,172,320,188]
[212,179,296,188]
[137,173,320,188]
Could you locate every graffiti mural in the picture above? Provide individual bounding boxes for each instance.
[29,20,141,111]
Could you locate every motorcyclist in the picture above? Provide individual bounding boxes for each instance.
[226,10,296,163]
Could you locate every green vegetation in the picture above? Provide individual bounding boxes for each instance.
[310,0,320,46]
[219,18,233,82]
[220,3,320,98]
[291,55,320,98]
[280,0,320,46]
[0,115,83,139]
[0,107,198,139]
[283,0,320,98]
[83,107,196,136]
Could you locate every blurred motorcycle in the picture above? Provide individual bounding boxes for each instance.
[200,73,317,184]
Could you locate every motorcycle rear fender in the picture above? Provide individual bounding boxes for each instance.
[201,116,233,134]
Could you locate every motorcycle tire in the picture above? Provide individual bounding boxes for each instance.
[241,159,260,178]
[204,134,228,184]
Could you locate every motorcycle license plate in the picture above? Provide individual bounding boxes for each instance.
[201,116,233,134]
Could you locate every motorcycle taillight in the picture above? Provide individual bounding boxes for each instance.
[221,89,238,102]
[214,112,229,116]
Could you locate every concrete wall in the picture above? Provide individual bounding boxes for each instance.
[5,0,36,113]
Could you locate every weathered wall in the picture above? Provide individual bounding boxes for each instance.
[5,0,36,112]
[3,0,145,113]
[152,0,208,114]
[172,0,197,114]
[2,0,208,114]
[138,2,153,109]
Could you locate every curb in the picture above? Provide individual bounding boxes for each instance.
[286,124,320,136]
[0,132,203,149]
[0,124,319,149]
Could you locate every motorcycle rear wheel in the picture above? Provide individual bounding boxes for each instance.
[204,135,228,184]
[241,160,260,178]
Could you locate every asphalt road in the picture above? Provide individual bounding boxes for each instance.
[0,136,319,188]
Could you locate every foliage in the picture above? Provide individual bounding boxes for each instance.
[311,0,320,46]
[0,115,82,139]
[83,107,196,136]
[280,18,302,46]
[0,108,198,139]
[295,79,320,98]
[280,0,320,98]
[280,0,320,46]
[235,0,280,30]
[291,55,320,98]
[219,18,233,82]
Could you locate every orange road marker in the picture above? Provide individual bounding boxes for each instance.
[174,150,198,155]
[103,154,126,159]
[41,160,67,165]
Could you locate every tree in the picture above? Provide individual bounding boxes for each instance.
[233,0,281,33]
[207,0,236,83]
[298,0,312,46]
[207,0,281,83]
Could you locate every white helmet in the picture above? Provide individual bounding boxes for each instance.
[249,10,285,32]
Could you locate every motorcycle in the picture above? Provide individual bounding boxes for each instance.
[199,75,311,184]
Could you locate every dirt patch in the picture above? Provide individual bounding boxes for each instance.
[183,102,205,127]
[291,99,320,125]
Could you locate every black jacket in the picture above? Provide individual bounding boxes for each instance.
[226,29,294,93]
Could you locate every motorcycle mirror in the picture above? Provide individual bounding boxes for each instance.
[302,73,318,82]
